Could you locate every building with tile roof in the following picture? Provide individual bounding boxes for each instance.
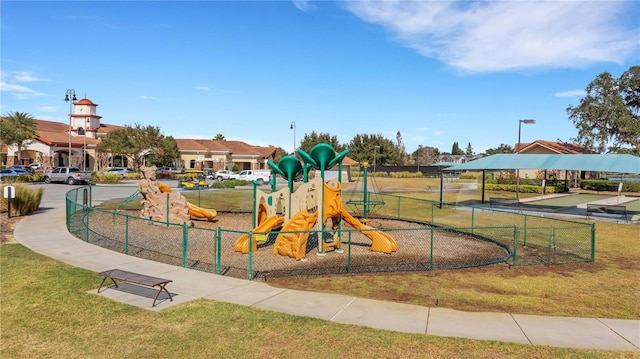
[2,97,277,172]
[513,139,597,181]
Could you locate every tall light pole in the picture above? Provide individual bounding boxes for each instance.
[64,89,77,166]
[516,119,536,200]
[290,121,296,154]
[417,145,423,173]
[373,145,380,172]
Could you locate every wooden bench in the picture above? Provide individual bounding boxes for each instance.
[586,204,628,221]
[98,269,173,307]
[489,198,522,212]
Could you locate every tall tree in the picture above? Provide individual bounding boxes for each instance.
[484,144,513,155]
[347,133,401,166]
[395,131,408,165]
[213,134,225,140]
[0,111,38,163]
[567,66,640,154]
[97,123,179,169]
[465,142,473,156]
[451,141,464,155]
[299,131,344,154]
[413,145,440,166]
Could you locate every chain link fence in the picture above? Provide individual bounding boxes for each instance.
[66,185,595,280]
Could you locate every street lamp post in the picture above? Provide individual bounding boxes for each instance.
[64,89,77,167]
[417,145,423,173]
[290,121,296,154]
[373,145,380,172]
[516,119,536,200]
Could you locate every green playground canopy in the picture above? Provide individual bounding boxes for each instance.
[443,154,640,174]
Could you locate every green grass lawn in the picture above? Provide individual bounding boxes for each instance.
[1,244,630,359]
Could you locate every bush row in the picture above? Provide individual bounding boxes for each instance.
[484,183,564,194]
[580,180,640,192]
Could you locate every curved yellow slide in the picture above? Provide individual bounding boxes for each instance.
[272,210,319,260]
[340,209,397,253]
[234,215,285,254]
[157,183,217,221]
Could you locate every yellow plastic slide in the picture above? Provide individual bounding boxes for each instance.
[234,215,285,254]
[157,183,217,221]
[340,209,398,253]
[272,210,319,260]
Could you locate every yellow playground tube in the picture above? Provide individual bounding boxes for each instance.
[158,183,217,220]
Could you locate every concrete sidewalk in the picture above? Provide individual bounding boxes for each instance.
[12,184,640,352]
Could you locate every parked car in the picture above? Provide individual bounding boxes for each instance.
[236,170,271,185]
[0,168,32,180]
[104,167,136,177]
[43,167,92,185]
[213,170,239,181]
[156,166,182,175]
[8,165,34,174]
[29,163,43,171]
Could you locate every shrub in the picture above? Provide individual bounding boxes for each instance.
[459,172,482,180]
[92,173,122,183]
[485,183,563,194]
[0,174,41,184]
[209,179,250,188]
[0,184,44,216]
[580,180,640,192]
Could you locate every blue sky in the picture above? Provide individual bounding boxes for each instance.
[1,1,639,154]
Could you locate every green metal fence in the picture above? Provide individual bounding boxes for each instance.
[66,185,595,280]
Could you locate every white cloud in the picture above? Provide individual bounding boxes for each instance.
[140,95,158,100]
[193,86,210,91]
[0,70,49,99]
[292,0,313,12]
[344,1,639,73]
[555,90,585,98]
[12,70,50,82]
[0,81,46,98]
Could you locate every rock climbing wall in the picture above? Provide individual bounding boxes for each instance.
[139,166,191,224]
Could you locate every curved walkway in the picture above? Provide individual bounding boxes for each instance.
[14,184,639,352]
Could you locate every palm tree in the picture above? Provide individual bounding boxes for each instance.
[0,111,38,164]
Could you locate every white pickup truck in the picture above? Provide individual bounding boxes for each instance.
[236,170,272,185]
[43,167,92,185]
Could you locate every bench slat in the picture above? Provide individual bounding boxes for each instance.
[99,269,171,287]
[98,269,173,306]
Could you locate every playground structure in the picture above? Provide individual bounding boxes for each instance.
[234,144,397,260]
[139,166,217,223]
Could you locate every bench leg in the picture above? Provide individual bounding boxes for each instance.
[152,283,173,307]
[97,276,118,293]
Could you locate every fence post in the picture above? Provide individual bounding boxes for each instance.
[429,228,434,270]
[83,188,90,242]
[512,225,518,265]
[182,222,188,268]
[523,215,528,247]
[549,227,555,264]
[347,231,352,273]
[590,223,596,262]
[431,202,434,225]
[247,232,253,280]
[471,207,475,234]
[166,193,170,225]
[216,227,221,274]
